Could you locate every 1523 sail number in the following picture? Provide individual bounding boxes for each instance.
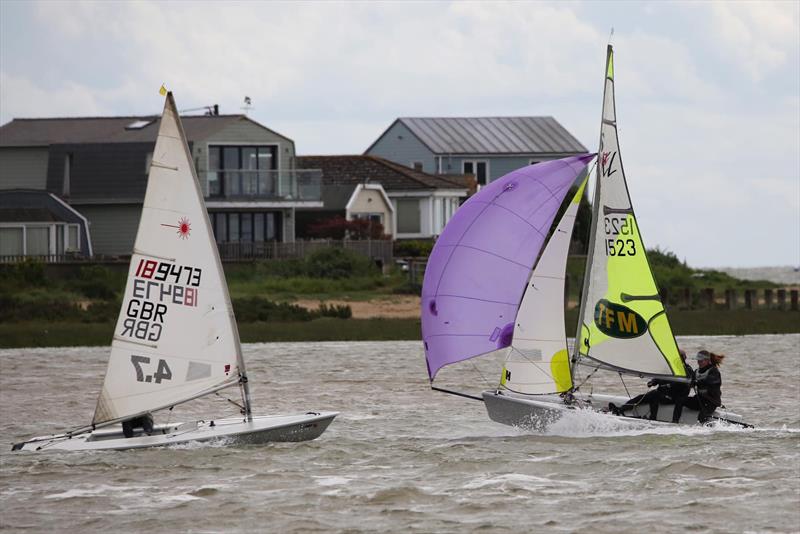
[130,355,172,384]
[606,238,636,257]
[604,216,637,257]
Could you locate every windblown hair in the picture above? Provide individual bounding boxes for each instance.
[698,349,725,367]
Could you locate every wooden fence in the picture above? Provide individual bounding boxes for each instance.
[0,239,394,267]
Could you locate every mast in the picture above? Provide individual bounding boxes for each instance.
[571,46,611,379]
[170,93,254,421]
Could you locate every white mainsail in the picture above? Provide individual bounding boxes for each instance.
[500,176,588,395]
[93,93,246,425]
[574,46,685,379]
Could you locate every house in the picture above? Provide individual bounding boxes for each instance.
[0,113,321,258]
[296,155,469,239]
[365,117,587,186]
[0,189,92,259]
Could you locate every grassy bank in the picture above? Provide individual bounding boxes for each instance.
[1,311,796,349]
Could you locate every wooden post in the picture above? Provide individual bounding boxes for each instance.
[764,289,773,309]
[682,287,691,309]
[791,289,799,311]
[744,289,756,310]
[725,289,737,310]
[777,289,787,311]
[703,288,715,309]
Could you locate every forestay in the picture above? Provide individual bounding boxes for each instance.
[501,175,589,395]
[93,93,244,425]
[575,46,685,379]
[422,154,594,381]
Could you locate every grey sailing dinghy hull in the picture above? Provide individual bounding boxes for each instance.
[13,412,338,452]
[482,391,749,431]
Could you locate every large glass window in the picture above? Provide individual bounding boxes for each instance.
[210,212,281,242]
[208,145,278,198]
[228,213,240,241]
[67,225,79,251]
[0,227,23,255]
[396,199,421,234]
[254,213,264,242]
[26,227,50,255]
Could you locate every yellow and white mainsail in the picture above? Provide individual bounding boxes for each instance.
[500,176,588,394]
[93,93,247,425]
[574,46,685,379]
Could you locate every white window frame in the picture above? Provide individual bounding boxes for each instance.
[0,222,82,256]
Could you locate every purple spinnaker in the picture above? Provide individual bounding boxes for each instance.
[421,154,595,381]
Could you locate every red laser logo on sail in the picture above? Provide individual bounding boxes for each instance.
[161,217,192,239]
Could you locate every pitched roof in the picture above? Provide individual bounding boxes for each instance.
[370,116,587,155]
[296,155,467,192]
[0,114,279,147]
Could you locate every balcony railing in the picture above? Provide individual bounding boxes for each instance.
[202,169,322,201]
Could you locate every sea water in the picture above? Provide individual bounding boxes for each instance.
[1,335,798,533]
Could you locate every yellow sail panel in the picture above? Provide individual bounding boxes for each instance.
[607,47,614,80]
[584,215,684,376]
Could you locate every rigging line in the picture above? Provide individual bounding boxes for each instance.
[619,373,632,398]
[215,391,245,414]
[470,358,495,389]
[572,364,599,392]
[431,386,484,402]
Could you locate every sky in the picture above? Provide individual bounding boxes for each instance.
[1,0,798,268]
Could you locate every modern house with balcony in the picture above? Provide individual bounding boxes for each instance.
[365,116,587,186]
[0,113,321,259]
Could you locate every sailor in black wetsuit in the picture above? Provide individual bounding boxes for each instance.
[611,350,694,420]
[673,350,724,424]
[122,413,154,438]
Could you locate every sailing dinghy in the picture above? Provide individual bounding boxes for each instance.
[422,46,749,430]
[13,93,337,452]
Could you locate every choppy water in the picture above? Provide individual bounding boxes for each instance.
[1,335,799,533]
[717,266,800,286]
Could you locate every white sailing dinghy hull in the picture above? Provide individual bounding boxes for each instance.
[482,391,748,431]
[13,412,338,452]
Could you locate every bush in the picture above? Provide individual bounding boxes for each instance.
[69,265,124,300]
[305,247,378,279]
[394,240,433,258]
[307,216,387,240]
[0,259,48,287]
[233,297,315,322]
[318,302,352,319]
[0,294,82,322]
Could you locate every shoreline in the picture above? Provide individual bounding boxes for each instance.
[0,310,797,349]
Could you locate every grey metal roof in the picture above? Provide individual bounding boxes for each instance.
[0,115,276,147]
[397,117,586,155]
